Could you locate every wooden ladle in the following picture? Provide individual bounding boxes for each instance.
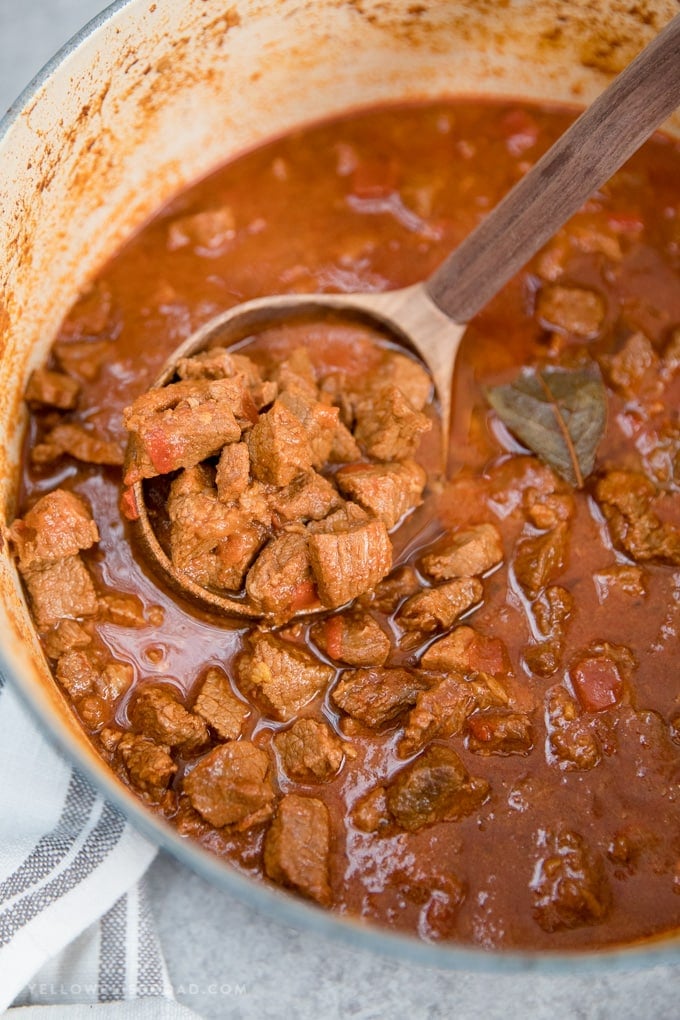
[129,13,680,620]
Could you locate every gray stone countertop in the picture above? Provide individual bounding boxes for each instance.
[1,2,679,1016]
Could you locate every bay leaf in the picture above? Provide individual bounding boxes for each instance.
[486,364,607,487]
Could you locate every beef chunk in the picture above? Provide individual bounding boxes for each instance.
[420,626,510,677]
[25,368,80,410]
[275,347,318,397]
[60,649,132,703]
[184,741,276,830]
[168,465,265,591]
[535,283,605,337]
[268,471,342,524]
[123,378,242,484]
[167,205,236,251]
[328,420,361,463]
[98,591,147,628]
[594,470,680,565]
[398,674,477,757]
[386,745,490,832]
[513,523,570,599]
[352,786,391,834]
[43,619,93,659]
[331,667,428,729]
[531,830,611,932]
[264,794,332,905]
[359,564,420,613]
[308,516,392,609]
[10,489,100,629]
[546,686,601,771]
[397,578,483,633]
[56,649,99,698]
[32,423,124,466]
[524,489,574,530]
[96,662,134,701]
[273,719,345,782]
[524,585,574,677]
[117,733,177,796]
[594,564,647,600]
[569,641,635,713]
[245,531,315,619]
[11,489,99,568]
[236,633,334,721]
[601,332,659,398]
[177,350,277,411]
[248,387,340,486]
[421,523,503,579]
[54,339,112,381]
[381,352,432,411]
[311,612,390,666]
[194,667,249,741]
[19,556,99,629]
[216,442,250,501]
[354,385,431,461]
[466,710,533,755]
[335,460,426,529]
[129,685,209,753]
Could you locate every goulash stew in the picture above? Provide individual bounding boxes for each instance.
[11,101,680,950]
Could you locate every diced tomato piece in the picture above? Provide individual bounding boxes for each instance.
[321,615,344,660]
[571,657,623,713]
[145,427,177,474]
[289,580,318,614]
[120,485,140,521]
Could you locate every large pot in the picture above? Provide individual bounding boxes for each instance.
[1,0,679,971]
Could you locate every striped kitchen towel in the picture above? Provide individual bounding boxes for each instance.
[0,674,188,1015]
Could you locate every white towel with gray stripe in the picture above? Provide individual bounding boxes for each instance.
[0,675,188,1015]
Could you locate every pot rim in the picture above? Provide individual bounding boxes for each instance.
[1,0,679,974]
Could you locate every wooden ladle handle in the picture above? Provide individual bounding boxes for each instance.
[427,12,680,323]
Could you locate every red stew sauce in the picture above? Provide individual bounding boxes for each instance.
[13,100,680,951]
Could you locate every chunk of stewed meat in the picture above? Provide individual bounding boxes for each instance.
[25,368,80,410]
[420,626,510,677]
[397,578,483,634]
[308,515,392,609]
[215,442,250,501]
[167,205,236,252]
[352,786,391,834]
[123,378,242,484]
[332,667,429,729]
[245,531,315,619]
[466,710,533,756]
[116,732,177,797]
[32,423,124,467]
[354,385,431,461]
[18,556,99,630]
[524,489,574,530]
[168,465,266,591]
[273,719,346,782]
[335,460,426,529]
[194,667,250,741]
[10,489,100,628]
[594,470,680,565]
[594,564,648,601]
[247,398,314,485]
[43,618,93,659]
[545,686,602,771]
[513,523,570,599]
[268,470,342,524]
[535,283,605,337]
[398,674,477,758]
[311,612,390,667]
[54,339,111,382]
[129,685,209,753]
[380,352,432,411]
[264,794,332,906]
[386,744,490,832]
[422,523,503,580]
[531,830,611,932]
[524,585,574,678]
[56,648,99,698]
[184,741,276,830]
[236,633,334,721]
[176,350,275,411]
[601,331,659,399]
[11,489,99,569]
[360,564,420,613]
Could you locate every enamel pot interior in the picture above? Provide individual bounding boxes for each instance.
[1,0,679,971]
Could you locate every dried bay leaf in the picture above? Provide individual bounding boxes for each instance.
[486,365,607,487]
